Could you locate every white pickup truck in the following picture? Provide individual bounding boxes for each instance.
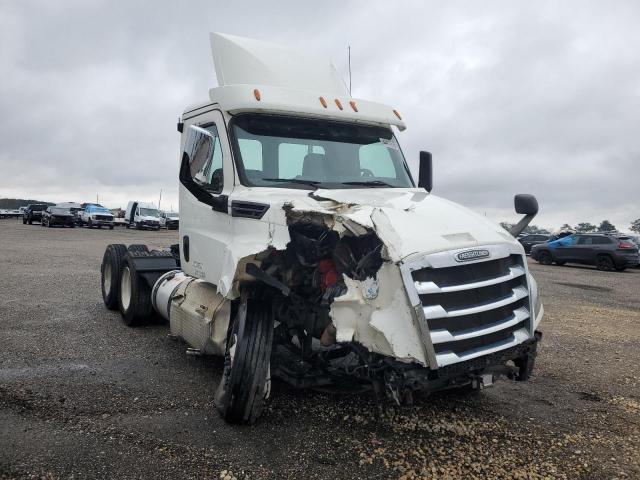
[100,33,543,425]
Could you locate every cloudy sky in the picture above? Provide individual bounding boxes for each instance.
[1,0,638,231]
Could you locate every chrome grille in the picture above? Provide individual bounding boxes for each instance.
[401,246,532,368]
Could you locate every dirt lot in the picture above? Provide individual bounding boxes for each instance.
[0,220,638,479]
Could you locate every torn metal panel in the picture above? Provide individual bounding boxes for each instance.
[330,263,427,365]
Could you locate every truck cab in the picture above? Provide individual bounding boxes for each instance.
[101,33,543,425]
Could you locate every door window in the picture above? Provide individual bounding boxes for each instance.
[593,236,612,245]
[184,124,224,194]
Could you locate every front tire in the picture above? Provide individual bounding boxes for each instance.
[537,251,553,265]
[215,297,274,425]
[118,256,153,326]
[101,244,127,310]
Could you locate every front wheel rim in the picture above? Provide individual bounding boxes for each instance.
[120,266,132,311]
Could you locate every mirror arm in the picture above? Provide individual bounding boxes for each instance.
[509,214,536,238]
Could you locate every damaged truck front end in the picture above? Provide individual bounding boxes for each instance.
[238,195,542,411]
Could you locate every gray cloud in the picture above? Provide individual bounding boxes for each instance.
[1,0,639,230]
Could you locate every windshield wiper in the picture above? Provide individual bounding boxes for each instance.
[341,180,394,187]
[261,178,321,188]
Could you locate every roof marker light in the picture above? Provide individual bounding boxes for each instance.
[349,100,358,112]
[335,99,343,110]
[393,109,402,120]
[319,96,328,108]
[253,89,261,101]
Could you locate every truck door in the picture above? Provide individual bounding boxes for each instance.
[552,234,580,261]
[179,110,233,286]
[572,235,595,263]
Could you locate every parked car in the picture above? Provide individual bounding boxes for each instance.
[22,204,48,224]
[517,233,550,254]
[56,202,84,224]
[42,206,76,228]
[81,205,115,229]
[160,211,179,230]
[531,233,639,271]
[0,209,21,219]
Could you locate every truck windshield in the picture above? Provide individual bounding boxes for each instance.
[91,207,111,214]
[140,208,159,217]
[231,114,414,189]
[51,207,70,215]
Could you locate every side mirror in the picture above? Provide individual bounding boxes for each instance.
[418,151,433,192]
[509,194,539,237]
[514,194,538,215]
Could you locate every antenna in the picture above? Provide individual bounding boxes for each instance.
[348,45,352,95]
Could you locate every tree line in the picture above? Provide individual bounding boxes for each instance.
[500,219,640,235]
[0,198,55,209]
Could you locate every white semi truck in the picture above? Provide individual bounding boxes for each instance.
[100,33,543,424]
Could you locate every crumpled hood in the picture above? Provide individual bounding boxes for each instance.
[310,189,518,261]
[234,187,519,263]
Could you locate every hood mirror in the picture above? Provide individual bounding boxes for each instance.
[418,151,433,192]
[509,194,539,237]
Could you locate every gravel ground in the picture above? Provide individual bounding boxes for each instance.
[0,220,638,479]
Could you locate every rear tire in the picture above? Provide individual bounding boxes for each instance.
[537,251,553,265]
[596,255,614,271]
[127,244,149,253]
[101,244,127,310]
[215,297,274,425]
[118,256,153,326]
[109,225,114,230]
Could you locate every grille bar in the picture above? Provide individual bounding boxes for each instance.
[422,285,528,320]
[415,264,525,295]
[430,306,529,344]
[435,327,531,367]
